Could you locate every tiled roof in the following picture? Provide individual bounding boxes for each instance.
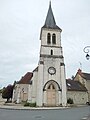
[17,72,33,84]
[66,79,87,91]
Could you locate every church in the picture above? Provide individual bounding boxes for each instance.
[12,2,89,107]
[12,2,67,107]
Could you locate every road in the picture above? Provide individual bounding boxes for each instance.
[0,106,90,120]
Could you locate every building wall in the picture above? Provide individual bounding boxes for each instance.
[67,91,88,105]
[29,70,38,103]
[74,74,86,86]
[43,57,62,87]
[37,27,67,106]
[36,52,67,106]
[13,84,29,103]
[86,80,90,102]
[74,73,90,102]
[41,29,61,48]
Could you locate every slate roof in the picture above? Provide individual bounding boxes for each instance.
[81,73,90,80]
[42,1,62,30]
[17,72,33,84]
[66,79,87,91]
[77,69,90,80]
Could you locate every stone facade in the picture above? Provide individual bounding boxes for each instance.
[12,72,33,103]
[29,2,67,107]
[74,69,90,102]
[67,91,88,105]
[66,79,88,105]
[12,3,89,106]
[13,84,28,103]
[13,2,67,107]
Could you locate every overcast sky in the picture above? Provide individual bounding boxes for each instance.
[0,0,90,88]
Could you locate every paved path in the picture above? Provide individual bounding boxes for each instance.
[0,102,68,110]
[0,102,90,120]
[0,105,89,120]
[87,115,90,120]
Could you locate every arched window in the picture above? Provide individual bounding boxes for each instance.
[47,84,55,90]
[51,49,53,55]
[48,85,51,89]
[52,33,56,44]
[47,33,51,44]
[52,84,55,89]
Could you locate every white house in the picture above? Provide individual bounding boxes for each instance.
[13,2,67,107]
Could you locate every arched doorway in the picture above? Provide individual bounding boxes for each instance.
[43,80,61,106]
[47,83,56,106]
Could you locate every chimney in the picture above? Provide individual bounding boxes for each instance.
[78,69,82,74]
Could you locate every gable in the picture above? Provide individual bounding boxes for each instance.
[74,69,90,81]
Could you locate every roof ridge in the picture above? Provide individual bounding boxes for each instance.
[18,72,33,84]
[82,72,90,75]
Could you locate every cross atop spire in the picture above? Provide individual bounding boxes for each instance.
[42,1,61,30]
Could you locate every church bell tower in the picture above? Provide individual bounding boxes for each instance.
[37,2,67,107]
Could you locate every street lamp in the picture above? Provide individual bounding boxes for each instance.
[83,46,90,60]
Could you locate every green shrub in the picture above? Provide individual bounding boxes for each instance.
[29,102,36,107]
[24,102,36,107]
[67,98,74,104]
[24,102,30,106]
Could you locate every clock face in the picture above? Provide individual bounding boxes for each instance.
[48,67,56,75]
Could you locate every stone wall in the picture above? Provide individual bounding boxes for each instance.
[86,80,90,102]
[0,93,6,104]
[67,91,88,105]
[13,84,29,103]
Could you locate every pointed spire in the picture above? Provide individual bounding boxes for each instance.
[49,0,51,6]
[45,1,56,28]
[42,1,61,30]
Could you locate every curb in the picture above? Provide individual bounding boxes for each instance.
[0,104,88,111]
[0,105,69,111]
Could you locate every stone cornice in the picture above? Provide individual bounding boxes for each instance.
[40,54,63,58]
[41,45,62,48]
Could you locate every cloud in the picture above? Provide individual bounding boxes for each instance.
[0,0,90,87]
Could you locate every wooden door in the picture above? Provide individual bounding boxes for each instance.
[47,84,56,106]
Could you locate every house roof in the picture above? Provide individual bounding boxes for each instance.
[66,79,87,91]
[17,72,33,84]
[81,73,90,80]
[77,69,90,80]
[42,1,62,30]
